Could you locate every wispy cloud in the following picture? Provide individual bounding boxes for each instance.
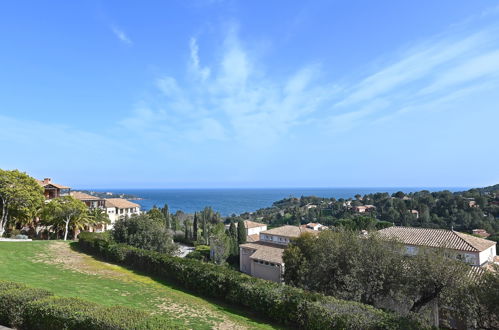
[119,10,499,162]
[111,25,132,45]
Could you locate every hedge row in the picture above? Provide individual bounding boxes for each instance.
[0,280,182,329]
[78,232,421,329]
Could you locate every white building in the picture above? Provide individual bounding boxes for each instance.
[105,198,141,229]
[378,226,497,266]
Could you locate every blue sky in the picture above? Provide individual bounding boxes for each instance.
[1,1,499,188]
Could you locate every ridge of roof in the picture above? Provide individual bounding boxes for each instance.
[378,226,495,252]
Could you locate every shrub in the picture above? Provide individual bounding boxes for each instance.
[0,281,179,329]
[0,287,53,328]
[185,245,210,261]
[78,233,420,329]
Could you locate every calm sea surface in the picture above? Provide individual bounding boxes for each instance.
[92,187,464,216]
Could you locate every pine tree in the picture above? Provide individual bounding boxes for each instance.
[237,219,246,244]
[193,212,198,241]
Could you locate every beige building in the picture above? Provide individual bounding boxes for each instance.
[300,222,328,231]
[105,198,141,229]
[71,191,106,209]
[378,226,496,266]
[240,225,317,282]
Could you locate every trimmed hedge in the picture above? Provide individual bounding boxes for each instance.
[78,232,421,329]
[0,280,181,329]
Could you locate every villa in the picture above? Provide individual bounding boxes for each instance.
[377,226,497,266]
[239,225,317,282]
[37,178,70,200]
[105,198,141,229]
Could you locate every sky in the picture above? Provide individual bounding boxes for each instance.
[1,0,499,189]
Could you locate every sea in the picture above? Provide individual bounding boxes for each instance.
[92,187,466,216]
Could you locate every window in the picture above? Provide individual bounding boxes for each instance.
[405,246,418,255]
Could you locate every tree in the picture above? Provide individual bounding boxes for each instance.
[87,208,111,232]
[161,204,171,229]
[193,212,198,241]
[237,219,246,244]
[147,207,165,223]
[228,221,238,256]
[112,214,177,254]
[283,230,469,321]
[0,169,44,236]
[209,223,230,265]
[42,196,88,240]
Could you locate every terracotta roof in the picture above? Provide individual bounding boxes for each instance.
[244,220,266,229]
[105,198,140,209]
[247,234,260,242]
[378,226,496,252]
[261,225,317,238]
[37,180,70,189]
[240,241,285,264]
[71,191,102,201]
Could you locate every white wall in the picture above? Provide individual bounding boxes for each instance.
[479,245,496,265]
[247,225,267,236]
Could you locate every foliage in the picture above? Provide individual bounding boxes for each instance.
[41,196,88,240]
[237,219,246,244]
[78,233,420,329]
[186,245,211,261]
[283,230,470,321]
[0,169,44,237]
[112,214,177,255]
[209,223,230,264]
[0,280,180,329]
[447,266,499,329]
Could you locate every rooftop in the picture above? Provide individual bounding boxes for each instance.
[240,241,285,264]
[71,191,102,201]
[261,225,317,238]
[244,220,266,229]
[377,226,496,252]
[105,198,140,209]
[37,178,70,189]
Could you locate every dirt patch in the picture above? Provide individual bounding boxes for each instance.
[32,241,126,278]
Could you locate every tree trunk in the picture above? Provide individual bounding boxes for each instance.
[63,218,70,241]
[0,201,8,237]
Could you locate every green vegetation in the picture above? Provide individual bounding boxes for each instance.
[0,169,44,237]
[0,241,278,329]
[283,230,499,328]
[233,185,499,236]
[78,232,419,329]
[0,280,182,329]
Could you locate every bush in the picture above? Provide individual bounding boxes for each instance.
[78,233,420,329]
[0,281,179,329]
[0,287,53,328]
[185,245,210,261]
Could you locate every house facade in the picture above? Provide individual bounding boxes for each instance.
[378,226,497,266]
[239,225,317,282]
[105,198,141,229]
[37,178,70,200]
[71,191,106,209]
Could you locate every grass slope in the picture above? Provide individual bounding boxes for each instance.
[0,241,278,329]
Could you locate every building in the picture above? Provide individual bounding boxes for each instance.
[71,191,106,209]
[410,210,419,218]
[377,226,497,266]
[239,225,317,282]
[37,178,70,200]
[472,229,490,238]
[300,222,328,231]
[243,220,268,242]
[353,205,375,213]
[105,198,141,229]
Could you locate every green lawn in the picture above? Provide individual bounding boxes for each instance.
[0,241,279,329]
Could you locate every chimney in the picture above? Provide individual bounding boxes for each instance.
[43,178,51,184]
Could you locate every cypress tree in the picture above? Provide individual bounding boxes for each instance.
[228,221,238,256]
[193,212,198,241]
[161,204,171,229]
[237,219,246,244]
